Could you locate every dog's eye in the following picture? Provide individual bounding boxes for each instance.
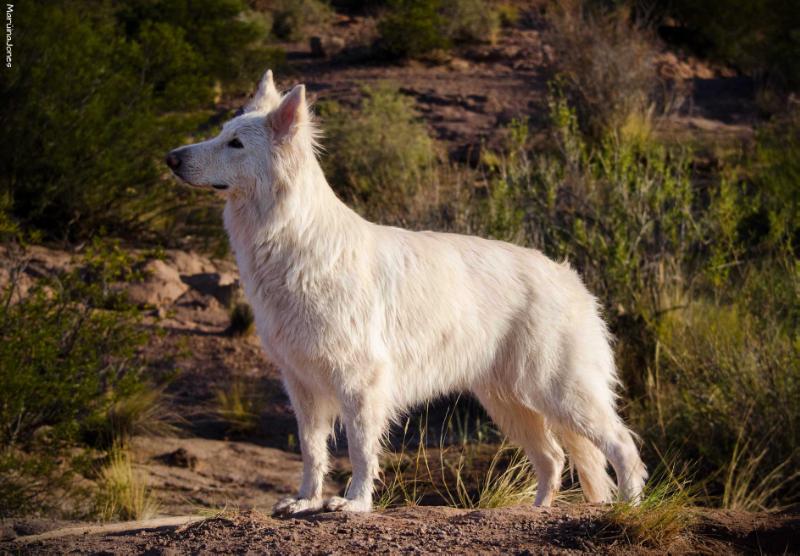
[227,138,244,149]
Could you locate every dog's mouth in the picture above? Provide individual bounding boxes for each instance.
[172,174,229,192]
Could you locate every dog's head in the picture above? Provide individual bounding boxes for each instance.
[166,69,315,200]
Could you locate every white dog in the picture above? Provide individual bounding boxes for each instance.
[167,69,647,514]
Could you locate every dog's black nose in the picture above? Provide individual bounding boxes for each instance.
[165,152,181,170]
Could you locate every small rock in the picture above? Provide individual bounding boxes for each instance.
[157,447,199,470]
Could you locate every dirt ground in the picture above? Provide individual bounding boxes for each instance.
[8,506,800,555]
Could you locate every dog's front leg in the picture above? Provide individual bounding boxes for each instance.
[324,385,390,513]
[273,370,337,516]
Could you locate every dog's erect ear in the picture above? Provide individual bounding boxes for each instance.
[244,69,280,113]
[267,84,307,142]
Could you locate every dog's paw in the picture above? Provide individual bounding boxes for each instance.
[272,496,324,516]
[323,496,372,513]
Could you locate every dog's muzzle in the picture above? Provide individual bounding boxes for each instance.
[165,151,182,172]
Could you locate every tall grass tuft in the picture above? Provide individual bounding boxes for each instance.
[215,378,262,434]
[95,443,159,522]
[601,464,696,548]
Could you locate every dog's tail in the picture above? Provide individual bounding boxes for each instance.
[560,428,616,503]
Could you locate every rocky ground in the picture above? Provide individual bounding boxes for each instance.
[9,506,800,554]
[1,4,791,554]
[264,8,759,161]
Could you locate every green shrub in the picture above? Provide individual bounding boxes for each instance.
[441,0,500,45]
[650,266,799,509]
[377,0,500,59]
[750,109,800,253]
[378,0,449,58]
[0,240,155,515]
[116,0,278,91]
[0,0,282,242]
[271,0,334,41]
[319,83,436,222]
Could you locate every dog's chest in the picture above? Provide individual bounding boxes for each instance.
[234,236,366,364]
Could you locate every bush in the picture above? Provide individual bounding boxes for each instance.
[271,0,334,41]
[319,83,436,222]
[0,0,282,241]
[377,0,500,59]
[0,240,156,516]
[378,0,449,58]
[116,0,278,92]
[441,0,500,45]
[750,109,800,252]
[546,4,666,137]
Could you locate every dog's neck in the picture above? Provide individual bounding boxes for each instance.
[223,154,367,275]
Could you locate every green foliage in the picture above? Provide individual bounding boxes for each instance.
[751,109,800,252]
[271,0,334,41]
[666,0,800,89]
[319,83,436,222]
[514,96,694,323]
[441,0,500,45]
[0,240,154,516]
[0,0,282,241]
[116,0,277,91]
[377,0,500,59]
[378,0,449,58]
[0,245,149,451]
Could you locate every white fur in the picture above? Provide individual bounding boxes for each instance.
[168,70,647,514]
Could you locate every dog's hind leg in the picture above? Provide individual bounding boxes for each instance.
[559,428,616,503]
[273,369,339,516]
[545,388,647,503]
[474,392,565,507]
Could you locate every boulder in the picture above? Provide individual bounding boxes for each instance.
[126,259,189,308]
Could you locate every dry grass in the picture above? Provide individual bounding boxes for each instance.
[214,378,262,434]
[107,387,179,442]
[546,1,673,136]
[95,444,159,521]
[600,464,696,548]
[195,502,242,520]
[721,427,799,512]
[376,407,580,510]
[459,444,538,509]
